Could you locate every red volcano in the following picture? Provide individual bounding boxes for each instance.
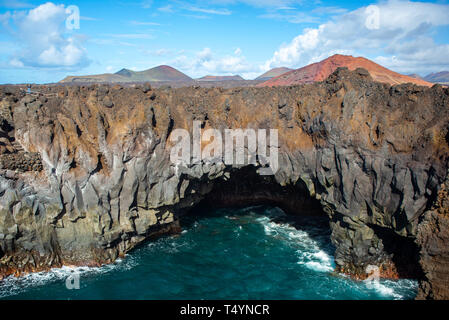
[258,54,433,87]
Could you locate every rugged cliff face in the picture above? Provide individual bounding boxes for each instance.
[0,68,448,299]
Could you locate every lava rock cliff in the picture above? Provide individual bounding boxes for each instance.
[0,68,448,299]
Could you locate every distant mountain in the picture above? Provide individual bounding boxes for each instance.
[60,65,193,83]
[197,75,245,81]
[407,74,423,80]
[115,68,134,77]
[59,73,129,83]
[258,54,433,87]
[424,71,449,84]
[255,67,292,81]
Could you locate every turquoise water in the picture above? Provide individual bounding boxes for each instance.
[0,206,418,300]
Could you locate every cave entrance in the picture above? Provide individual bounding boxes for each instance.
[178,165,335,268]
[178,165,423,284]
[189,166,326,218]
[370,225,424,279]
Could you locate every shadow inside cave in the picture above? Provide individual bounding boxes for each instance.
[178,165,336,264]
[370,225,424,279]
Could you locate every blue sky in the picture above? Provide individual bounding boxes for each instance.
[0,0,449,83]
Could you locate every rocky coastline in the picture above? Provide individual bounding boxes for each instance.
[0,68,448,299]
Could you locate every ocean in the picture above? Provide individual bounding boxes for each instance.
[0,206,418,300]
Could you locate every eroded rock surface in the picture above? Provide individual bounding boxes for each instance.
[0,68,448,299]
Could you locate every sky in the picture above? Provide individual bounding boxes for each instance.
[0,0,448,83]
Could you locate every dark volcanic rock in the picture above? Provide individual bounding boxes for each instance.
[416,175,449,299]
[0,69,448,300]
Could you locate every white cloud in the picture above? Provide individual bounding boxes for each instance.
[259,11,321,24]
[157,2,232,16]
[0,0,32,9]
[185,6,231,15]
[263,0,449,74]
[130,20,160,26]
[109,33,154,40]
[1,2,90,69]
[80,16,99,21]
[181,14,211,20]
[204,0,303,8]
[171,47,259,78]
[10,58,24,67]
[141,0,153,9]
[158,5,174,13]
[38,38,86,67]
[140,48,172,56]
[198,47,213,61]
[155,48,171,56]
[0,11,11,25]
[311,6,348,15]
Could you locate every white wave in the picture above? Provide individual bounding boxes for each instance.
[312,250,331,263]
[366,279,419,300]
[364,280,402,299]
[304,261,334,272]
[255,215,335,273]
[302,250,334,272]
[0,257,135,299]
[374,282,396,297]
